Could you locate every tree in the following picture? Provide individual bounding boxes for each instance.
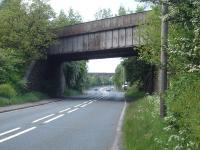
[94,8,113,20]
[113,64,123,89]
[0,0,55,85]
[52,8,82,28]
[118,6,127,16]
[122,57,154,93]
[117,6,133,16]
[135,5,146,13]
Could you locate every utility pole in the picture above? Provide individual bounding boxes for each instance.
[160,0,168,118]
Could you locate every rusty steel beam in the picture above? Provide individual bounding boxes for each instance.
[52,11,149,38]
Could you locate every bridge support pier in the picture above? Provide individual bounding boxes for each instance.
[25,59,66,98]
[46,60,66,97]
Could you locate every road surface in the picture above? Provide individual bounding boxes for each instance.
[0,86,125,150]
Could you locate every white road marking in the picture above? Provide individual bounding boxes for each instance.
[44,114,64,124]
[67,108,79,114]
[0,127,36,143]
[32,114,55,123]
[59,108,71,113]
[80,100,96,108]
[111,101,127,150]
[88,101,94,104]
[74,103,84,107]
[74,101,90,108]
[80,104,88,108]
[0,127,21,137]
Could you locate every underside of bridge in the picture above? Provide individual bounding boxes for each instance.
[48,47,137,62]
[25,48,137,97]
[25,11,147,97]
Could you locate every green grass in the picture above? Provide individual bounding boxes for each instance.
[0,91,48,107]
[125,84,145,102]
[123,93,169,150]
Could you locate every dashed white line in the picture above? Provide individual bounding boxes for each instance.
[0,127,36,143]
[79,100,95,108]
[88,101,94,104]
[59,108,71,113]
[80,104,88,108]
[0,127,21,137]
[67,108,79,114]
[44,114,64,124]
[74,103,84,107]
[74,101,90,108]
[32,114,55,123]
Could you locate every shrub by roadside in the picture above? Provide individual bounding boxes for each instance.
[0,84,16,99]
[125,84,145,102]
[0,83,48,107]
[122,74,200,150]
[165,73,200,149]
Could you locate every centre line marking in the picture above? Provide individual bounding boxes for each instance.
[32,114,55,123]
[74,101,90,108]
[44,114,64,124]
[80,104,88,108]
[0,127,21,137]
[67,108,79,113]
[74,103,84,107]
[59,108,71,113]
[0,127,36,143]
[88,101,93,104]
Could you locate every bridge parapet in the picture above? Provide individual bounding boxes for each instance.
[53,11,147,38]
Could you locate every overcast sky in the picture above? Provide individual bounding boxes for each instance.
[49,0,142,73]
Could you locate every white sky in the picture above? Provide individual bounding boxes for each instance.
[49,0,142,73]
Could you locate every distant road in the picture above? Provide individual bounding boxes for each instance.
[0,86,125,150]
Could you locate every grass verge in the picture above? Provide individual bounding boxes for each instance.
[122,86,169,150]
[0,91,48,107]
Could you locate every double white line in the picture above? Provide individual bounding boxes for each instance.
[0,127,36,143]
[32,114,55,123]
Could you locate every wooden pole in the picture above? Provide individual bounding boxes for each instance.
[160,0,168,118]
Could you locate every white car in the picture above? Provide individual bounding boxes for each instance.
[122,83,128,90]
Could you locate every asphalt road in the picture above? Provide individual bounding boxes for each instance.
[0,86,125,150]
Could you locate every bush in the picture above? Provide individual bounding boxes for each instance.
[11,91,48,104]
[15,80,29,93]
[125,84,145,101]
[0,97,11,106]
[0,84,16,99]
[166,73,200,148]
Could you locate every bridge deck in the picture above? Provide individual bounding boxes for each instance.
[48,11,148,61]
